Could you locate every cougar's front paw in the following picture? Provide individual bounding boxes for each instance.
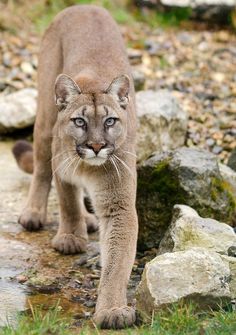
[93,306,136,329]
[18,209,44,231]
[52,233,87,255]
[85,213,98,233]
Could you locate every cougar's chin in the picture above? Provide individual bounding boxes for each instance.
[84,157,107,166]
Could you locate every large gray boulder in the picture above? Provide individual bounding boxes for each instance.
[136,90,187,162]
[161,0,236,6]
[134,1,235,23]
[0,89,37,134]
[159,205,236,255]
[136,248,232,319]
[137,147,236,250]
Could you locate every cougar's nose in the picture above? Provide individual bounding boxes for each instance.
[87,142,106,154]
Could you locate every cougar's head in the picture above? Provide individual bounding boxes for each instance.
[54,73,130,166]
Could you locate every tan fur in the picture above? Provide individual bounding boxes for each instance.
[18,5,138,329]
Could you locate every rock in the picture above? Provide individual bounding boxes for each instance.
[158,205,236,255]
[0,89,37,134]
[212,145,223,154]
[137,147,236,250]
[136,90,187,162]
[20,61,34,75]
[161,0,236,6]
[28,274,61,294]
[136,248,231,319]
[219,163,236,196]
[228,246,236,257]
[127,48,143,65]
[16,275,28,284]
[228,149,236,171]
[135,1,235,23]
[132,69,145,91]
[221,255,236,299]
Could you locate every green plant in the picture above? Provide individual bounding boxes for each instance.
[133,7,192,28]
[0,302,71,335]
[1,302,236,334]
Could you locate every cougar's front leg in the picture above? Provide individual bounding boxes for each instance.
[93,181,138,329]
[52,176,88,254]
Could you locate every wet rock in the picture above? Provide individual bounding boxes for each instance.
[137,147,236,250]
[71,295,85,303]
[136,248,231,319]
[82,276,94,289]
[83,300,96,308]
[0,88,37,134]
[16,275,28,284]
[136,90,188,162]
[28,275,61,294]
[74,255,88,267]
[158,205,236,255]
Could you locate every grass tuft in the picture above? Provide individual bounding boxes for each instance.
[0,302,236,334]
[0,302,71,335]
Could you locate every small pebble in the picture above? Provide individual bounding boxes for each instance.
[212,145,223,155]
[83,300,96,308]
[16,275,28,283]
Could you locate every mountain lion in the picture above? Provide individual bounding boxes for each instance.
[13,5,138,329]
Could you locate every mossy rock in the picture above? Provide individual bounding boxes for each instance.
[136,147,236,251]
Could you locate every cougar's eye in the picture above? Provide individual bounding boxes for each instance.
[71,117,86,128]
[105,117,117,127]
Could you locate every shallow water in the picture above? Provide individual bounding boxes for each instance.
[0,267,26,327]
[0,141,93,326]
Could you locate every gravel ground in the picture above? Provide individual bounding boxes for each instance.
[0,23,235,163]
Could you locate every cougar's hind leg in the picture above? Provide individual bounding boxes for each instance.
[19,26,62,231]
[19,111,54,231]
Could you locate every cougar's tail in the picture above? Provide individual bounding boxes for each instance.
[12,140,33,174]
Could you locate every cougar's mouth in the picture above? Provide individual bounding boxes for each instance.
[75,143,113,166]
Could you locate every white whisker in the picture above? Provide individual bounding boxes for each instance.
[102,162,109,175]
[50,149,75,162]
[61,154,77,179]
[72,156,81,178]
[52,156,72,177]
[121,150,137,158]
[109,156,121,182]
[113,154,135,183]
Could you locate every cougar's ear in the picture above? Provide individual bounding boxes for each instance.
[106,75,130,109]
[55,74,81,110]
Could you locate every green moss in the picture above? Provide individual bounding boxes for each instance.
[210,177,236,223]
[137,158,188,250]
